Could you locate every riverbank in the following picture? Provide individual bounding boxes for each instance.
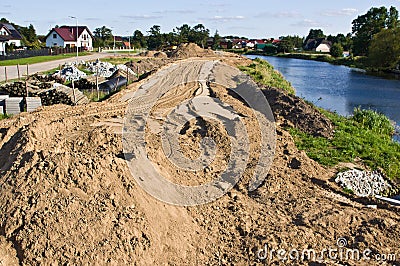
[245,51,400,78]
[243,57,400,185]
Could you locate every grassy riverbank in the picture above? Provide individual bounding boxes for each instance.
[238,58,295,94]
[243,57,400,182]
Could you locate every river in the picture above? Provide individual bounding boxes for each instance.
[246,55,400,141]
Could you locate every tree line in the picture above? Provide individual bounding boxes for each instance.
[271,6,400,69]
[93,24,212,50]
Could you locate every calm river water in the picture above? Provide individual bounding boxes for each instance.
[247,55,400,141]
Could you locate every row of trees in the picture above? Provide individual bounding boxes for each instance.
[93,24,212,50]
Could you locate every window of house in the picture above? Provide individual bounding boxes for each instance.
[53,34,57,39]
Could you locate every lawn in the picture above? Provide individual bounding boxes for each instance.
[0,52,91,66]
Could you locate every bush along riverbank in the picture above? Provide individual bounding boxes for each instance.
[242,57,400,187]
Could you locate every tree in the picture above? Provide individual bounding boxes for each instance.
[387,6,399,29]
[330,43,344,57]
[368,27,400,69]
[132,30,146,48]
[351,6,399,55]
[277,40,292,53]
[304,29,325,43]
[174,24,191,44]
[93,26,113,47]
[190,24,210,48]
[147,25,163,50]
[212,30,220,50]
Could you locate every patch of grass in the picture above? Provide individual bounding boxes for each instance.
[239,57,295,95]
[0,113,11,120]
[102,57,140,65]
[83,90,109,102]
[0,52,91,66]
[343,188,354,195]
[289,109,400,180]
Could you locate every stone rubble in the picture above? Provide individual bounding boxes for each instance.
[53,65,87,81]
[335,169,392,197]
[86,61,136,78]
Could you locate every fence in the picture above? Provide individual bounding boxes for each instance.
[0,47,84,61]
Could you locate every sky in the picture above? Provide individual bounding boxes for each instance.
[1,0,400,38]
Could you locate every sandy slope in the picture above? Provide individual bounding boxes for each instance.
[0,51,399,265]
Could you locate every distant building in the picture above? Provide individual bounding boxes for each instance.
[45,26,93,51]
[0,23,23,55]
[304,38,332,53]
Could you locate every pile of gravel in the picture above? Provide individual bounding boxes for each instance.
[86,61,136,78]
[335,169,392,197]
[53,66,87,81]
[86,61,115,78]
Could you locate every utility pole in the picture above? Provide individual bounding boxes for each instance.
[69,16,79,64]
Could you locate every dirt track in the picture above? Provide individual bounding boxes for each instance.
[0,50,399,265]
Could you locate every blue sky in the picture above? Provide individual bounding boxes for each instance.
[1,0,400,38]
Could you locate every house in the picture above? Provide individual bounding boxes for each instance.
[0,23,23,55]
[46,26,93,51]
[304,38,332,53]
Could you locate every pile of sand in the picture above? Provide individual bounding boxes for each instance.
[0,55,399,265]
[169,43,215,59]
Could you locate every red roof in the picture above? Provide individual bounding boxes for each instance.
[47,26,93,41]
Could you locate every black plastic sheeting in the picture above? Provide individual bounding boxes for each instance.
[99,76,127,92]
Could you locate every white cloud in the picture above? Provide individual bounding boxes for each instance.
[273,11,302,18]
[121,14,163,20]
[291,19,332,29]
[322,8,358,17]
[210,15,245,22]
[154,10,196,15]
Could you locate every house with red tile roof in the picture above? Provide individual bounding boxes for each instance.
[45,26,93,51]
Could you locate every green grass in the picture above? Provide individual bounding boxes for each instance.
[0,113,11,120]
[0,52,91,66]
[239,57,295,95]
[102,57,140,65]
[83,90,110,102]
[289,108,400,181]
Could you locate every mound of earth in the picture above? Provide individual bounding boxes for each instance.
[262,86,334,138]
[169,43,215,59]
[0,56,399,265]
[126,58,172,79]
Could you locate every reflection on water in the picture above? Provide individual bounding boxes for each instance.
[247,55,400,141]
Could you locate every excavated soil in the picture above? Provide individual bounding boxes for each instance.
[0,51,399,265]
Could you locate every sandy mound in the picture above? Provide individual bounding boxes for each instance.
[0,56,399,265]
[169,43,215,59]
[262,86,334,138]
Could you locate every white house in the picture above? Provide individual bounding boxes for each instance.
[305,38,332,53]
[315,43,331,53]
[46,26,93,51]
[0,23,23,55]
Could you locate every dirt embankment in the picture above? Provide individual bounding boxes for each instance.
[0,46,399,265]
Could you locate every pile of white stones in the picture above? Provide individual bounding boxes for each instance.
[86,61,136,78]
[335,169,392,197]
[86,61,115,78]
[53,65,87,81]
